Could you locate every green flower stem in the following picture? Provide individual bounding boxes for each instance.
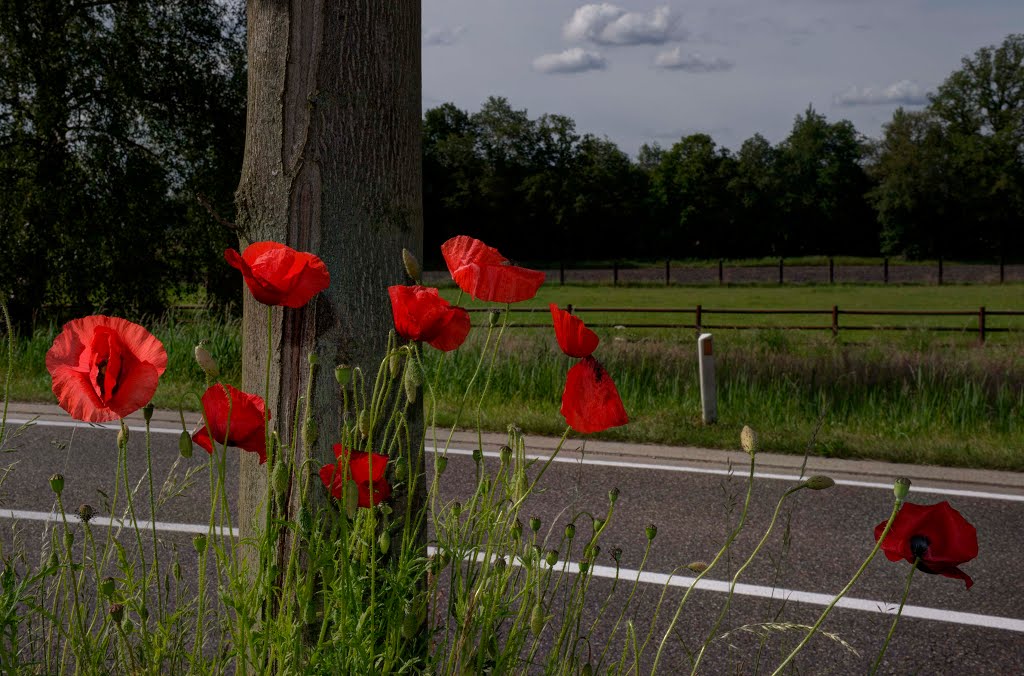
[54,494,88,662]
[869,557,918,675]
[771,498,902,675]
[144,417,164,622]
[649,455,757,674]
[596,537,653,670]
[690,485,804,674]
[118,421,153,650]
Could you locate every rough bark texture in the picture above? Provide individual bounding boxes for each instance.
[236,1,421,542]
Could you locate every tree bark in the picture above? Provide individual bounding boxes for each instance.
[235,0,421,557]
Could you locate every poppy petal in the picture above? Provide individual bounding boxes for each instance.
[193,384,269,463]
[560,356,629,434]
[441,235,545,303]
[874,501,977,589]
[550,303,599,358]
[227,241,330,308]
[425,307,471,352]
[389,285,471,352]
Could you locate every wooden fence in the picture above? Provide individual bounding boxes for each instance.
[462,305,1024,344]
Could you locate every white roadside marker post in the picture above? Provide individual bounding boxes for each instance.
[698,333,717,424]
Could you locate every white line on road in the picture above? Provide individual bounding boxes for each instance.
[2,506,1020,634]
[8,418,1024,502]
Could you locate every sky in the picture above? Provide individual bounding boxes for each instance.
[422,0,1024,154]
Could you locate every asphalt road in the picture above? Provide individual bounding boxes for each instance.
[2,407,1022,674]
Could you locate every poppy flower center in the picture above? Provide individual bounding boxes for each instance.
[88,328,125,404]
[909,534,930,559]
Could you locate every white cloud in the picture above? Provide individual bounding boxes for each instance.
[423,26,466,46]
[564,4,685,46]
[834,79,928,106]
[532,47,608,74]
[654,47,733,72]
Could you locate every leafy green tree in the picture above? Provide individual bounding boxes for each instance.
[729,133,783,256]
[0,0,245,326]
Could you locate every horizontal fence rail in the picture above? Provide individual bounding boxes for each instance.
[461,305,1023,343]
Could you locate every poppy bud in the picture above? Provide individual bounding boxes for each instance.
[49,473,64,496]
[585,545,600,560]
[117,427,129,449]
[529,516,541,532]
[740,425,758,455]
[530,603,547,636]
[302,418,318,449]
[143,404,154,423]
[193,534,207,555]
[472,448,483,463]
[565,523,576,539]
[335,365,352,386]
[77,504,95,524]
[402,248,423,284]
[194,343,219,378]
[645,524,658,541]
[378,530,391,554]
[392,457,407,482]
[804,475,835,491]
[489,310,501,327]
[173,560,181,582]
[357,410,370,438]
[272,461,290,498]
[545,549,559,566]
[579,561,590,574]
[343,481,359,520]
[499,445,512,465]
[307,352,318,366]
[109,603,124,623]
[99,576,115,598]
[894,477,912,502]
[687,561,708,573]
[608,487,620,505]
[47,549,59,569]
[389,352,402,379]
[178,430,193,458]
[401,606,422,640]
[436,456,448,475]
[403,361,422,403]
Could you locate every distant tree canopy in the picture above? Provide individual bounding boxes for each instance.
[0,17,1019,325]
[0,0,246,326]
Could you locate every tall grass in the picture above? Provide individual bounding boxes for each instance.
[3,316,1021,469]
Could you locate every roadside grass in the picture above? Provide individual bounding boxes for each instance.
[3,283,1022,470]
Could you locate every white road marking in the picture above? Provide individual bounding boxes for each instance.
[7,418,1024,503]
[4,505,1019,633]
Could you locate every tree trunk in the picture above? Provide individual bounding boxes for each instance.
[235,0,421,566]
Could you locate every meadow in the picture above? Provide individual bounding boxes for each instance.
[3,283,1022,470]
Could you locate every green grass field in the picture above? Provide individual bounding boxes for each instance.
[3,283,1022,470]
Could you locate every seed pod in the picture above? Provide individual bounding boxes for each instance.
[545,550,559,566]
[99,576,115,598]
[645,524,658,541]
[77,504,95,524]
[335,365,352,386]
[49,473,64,496]
[178,430,193,458]
[489,310,501,327]
[109,603,124,623]
[579,561,590,574]
[565,523,576,539]
[529,516,541,533]
[142,404,154,423]
[472,448,483,463]
[894,477,912,501]
[608,487,620,504]
[307,352,319,366]
[499,445,512,465]
[611,547,622,563]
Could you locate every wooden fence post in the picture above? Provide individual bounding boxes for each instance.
[978,306,986,345]
[567,303,574,315]
[695,304,703,333]
[832,305,839,338]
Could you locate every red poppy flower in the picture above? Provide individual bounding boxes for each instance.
[46,316,167,423]
[319,445,391,508]
[389,285,471,352]
[560,356,629,434]
[225,241,330,308]
[874,501,978,589]
[550,303,599,358]
[441,235,545,303]
[192,384,269,464]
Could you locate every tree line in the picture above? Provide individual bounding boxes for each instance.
[0,0,1020,325]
